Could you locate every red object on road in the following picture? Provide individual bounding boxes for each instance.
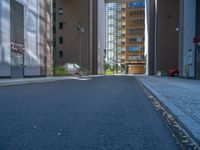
[167,68,179,77]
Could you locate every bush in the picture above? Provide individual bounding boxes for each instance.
[80,67,91,75]
[104,63,111,72]
[53,66,70,76]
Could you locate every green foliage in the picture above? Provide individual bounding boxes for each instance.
[104,63,111,72]
[106,71,114,75]
[53,66,69,76]
[80,67,91,75]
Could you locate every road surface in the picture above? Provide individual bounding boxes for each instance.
[0,76,179,150]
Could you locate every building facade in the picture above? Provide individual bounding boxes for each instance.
[105,3,118,68]
[195,0,200,79]
[105,0,145,74]
[53,0,105,75]
[0,0,53,78]
[97,0,106,74]
[125,1,145,74]
[145,0,179,76]
[145,0,200,79]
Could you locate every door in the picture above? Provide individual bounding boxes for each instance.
[196,45,200,79]
[10,0,24,78]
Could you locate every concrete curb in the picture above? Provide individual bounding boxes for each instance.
[135,77,200,146]
[0,75,108,87]
[0,76,78,87]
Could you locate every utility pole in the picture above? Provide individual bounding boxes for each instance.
[76,21,85,69]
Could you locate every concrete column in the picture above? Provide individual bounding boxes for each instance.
[181,0,196,78]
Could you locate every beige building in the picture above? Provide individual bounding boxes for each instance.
[105,0,145,74]
[125,0,145,74]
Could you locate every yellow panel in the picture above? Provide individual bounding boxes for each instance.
[128,65,145,74]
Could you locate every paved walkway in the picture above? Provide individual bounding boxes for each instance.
[136,75,200,144]
[0,77,74,87]
[0,75,105,87]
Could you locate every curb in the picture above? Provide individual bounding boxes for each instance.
[0,77,76,87]
[0,75,102,87]
[135,77,200,149]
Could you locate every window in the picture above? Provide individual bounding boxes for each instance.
[128,29,144,35]
[128,2,145,8]
[59,37,63,44]
[129,37,144,43]
[58,8,64,15]
[59,51,63,58]
[129,10,144,16]
[127,55,140,61]
[128,46,144,52]
[128,47,139,51]
[59,22,63,29]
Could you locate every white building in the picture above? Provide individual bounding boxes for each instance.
[0,0,53,78]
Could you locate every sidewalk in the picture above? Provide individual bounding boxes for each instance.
[0,76,78,87]
[136,75,200,144]
[0,75,106,87]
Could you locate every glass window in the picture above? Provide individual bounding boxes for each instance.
[58,8,64,15]
[59,51,63,58]
[59,37,63,44]
[59,22,63,29]
[128,47,139,51]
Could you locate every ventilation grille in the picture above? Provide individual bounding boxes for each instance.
[10,0,24,46]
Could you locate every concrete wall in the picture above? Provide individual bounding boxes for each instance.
[196,0,200,79]
[144,0,150,74]
[97,0,106,74]
[155,0,179,73]
[20,0,41,76]
[0,0,11,77]
[40,0,53,76]
[0,0,53,77]
[181,0,196,78]
[144,0,156,75]
[55,0,90,68]
[55,0,99,74]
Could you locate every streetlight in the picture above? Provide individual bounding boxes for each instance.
[76,21,85,69]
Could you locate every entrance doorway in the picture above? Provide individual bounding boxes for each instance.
[10,0,24,78]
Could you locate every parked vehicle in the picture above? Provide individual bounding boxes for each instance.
[167,68,179,77]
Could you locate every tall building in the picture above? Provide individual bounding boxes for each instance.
[145,0,200,79]
[0,0,53,78]
[53,0,105,74]
[105,3,118,67]
[125,1,145,74]
[106,0,145,74]
[145,0,179,76]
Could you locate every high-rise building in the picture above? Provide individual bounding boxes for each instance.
[0,0,53,78]
[125,1,145,74]
[53,0,105,75]
[105,3,118,67]
[106,0,145,74]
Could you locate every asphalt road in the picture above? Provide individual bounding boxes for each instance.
[0,76,179,150]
